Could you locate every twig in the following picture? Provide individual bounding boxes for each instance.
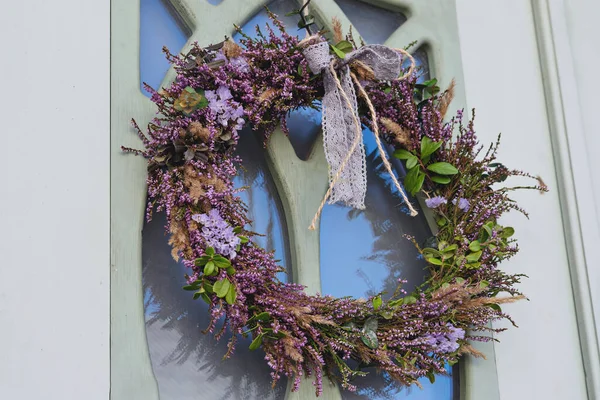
[299,0,313,35]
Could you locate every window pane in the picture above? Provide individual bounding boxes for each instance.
[141,129,290,400]
[335,0,407,44]
[140,0,189,96]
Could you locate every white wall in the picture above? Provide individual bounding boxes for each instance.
[0,1,110,399]
[456,0,590,399]
[563,0,600,323]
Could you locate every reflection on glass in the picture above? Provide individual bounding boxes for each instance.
[319,130,455,399]
[335,0,407,44]
[142,131,290,400]
[140,0,189,96]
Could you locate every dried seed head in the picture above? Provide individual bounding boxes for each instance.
[188,121,211,143]
[437,79,456,119]
[381,117,411,147]
[222,39,243,59]
[258,88,278,103]
[332,17,343,43]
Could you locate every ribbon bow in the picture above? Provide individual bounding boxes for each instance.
[302,41,418,230]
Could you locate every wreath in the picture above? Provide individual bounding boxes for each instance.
[124,9,547,396]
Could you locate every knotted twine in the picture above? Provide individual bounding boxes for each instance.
[301,39,418,230]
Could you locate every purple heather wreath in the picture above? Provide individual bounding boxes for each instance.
[124,10,547,396]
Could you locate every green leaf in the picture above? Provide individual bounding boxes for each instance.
[361,330,379,349]
[393,149,413,160]
[482,225,493,241]
[427,162,459,175]
[239,235,249,244]
[487,303,502,312]
[466,262,481,269]
[426,257,443,266]
[430,175,452,184]
[455,277,465,284]
[213,256,231,268]
[500,227,515,238]
[363,317,378,332]
[204,261,216,276]
[479,280,490,289]
[205,247,215,256]
[225,284,237,305]
[404,166,425,195]
[402,296,417,305]
[442,244,458,253]
[330,44,346,59]
[381,310,394,319]
[423,78,438,87]
[194,256,211,267]
[254,312,271,321]
[183,285,199,291]
[422,247,443,257]
[421,136,443,158]
[226,266,236,275]
[203,281,214,294]
[466,251,482,262]
[200,292,211,305]
[406,155,418,169]
[233,226,243,234]
[249,334,264,350]
[437,218,448,227]
[214,278,231,298]
[285,9,300,16]
[192,291,201,300]
[426,371,436,384]
[372,295,382,311]
[335,40,354,53]
[469,240,481,252]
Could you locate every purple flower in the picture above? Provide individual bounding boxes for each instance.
[205,85,246,132]
[214,51,250,73]
[424,323,465,354]
[192,209,241,259]
[452,197,470,212]
[425,196,447,209]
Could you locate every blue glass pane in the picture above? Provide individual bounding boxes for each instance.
[335,0,407,44]
[141,130,290,400]
[140,0,189,96]
[319,131,455,399]
[233,129,292,280]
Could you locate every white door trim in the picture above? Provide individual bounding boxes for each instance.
[531,0,600,398]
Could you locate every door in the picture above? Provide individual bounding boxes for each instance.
[111,1,592,399]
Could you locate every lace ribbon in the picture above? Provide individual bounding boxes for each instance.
[302,41,418,230]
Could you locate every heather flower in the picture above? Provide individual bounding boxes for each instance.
[452,197,470,212]
[192,209,240,259]
[425,196,447,209]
